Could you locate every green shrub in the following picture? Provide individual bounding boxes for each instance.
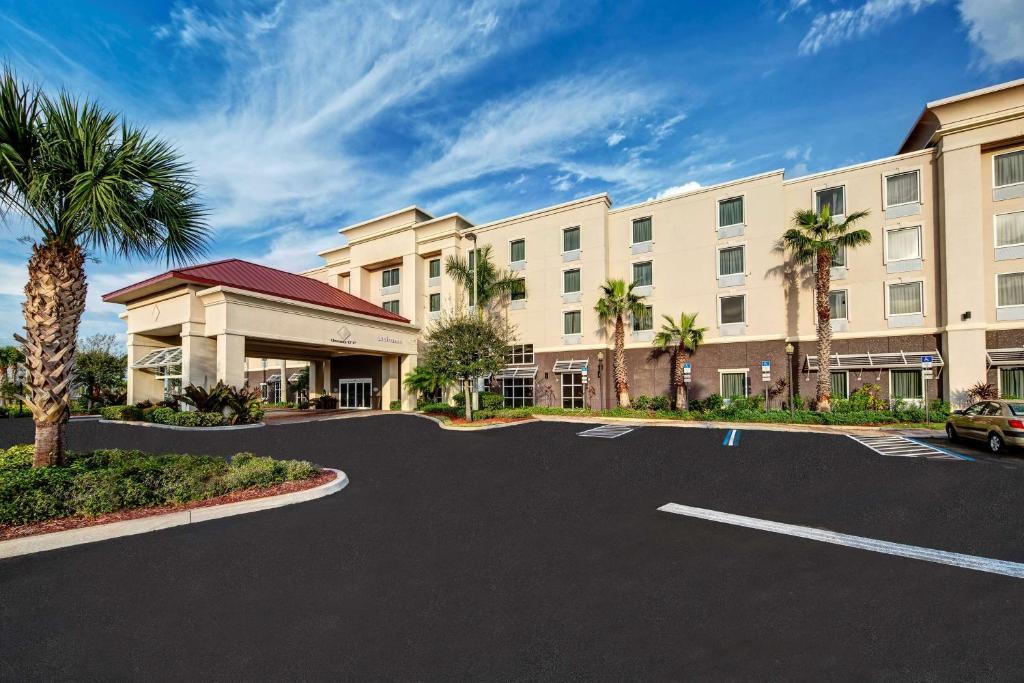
[419,402,459,416]
[99,405,144,421]
[389,400,402,411]
[632,395,651,410]
[0,467,75,524]
[649,395,671,411]
[281,460,318,481]
[147,407,177,424]
[452,392,466,408]
[480,392,504,411]
[690,394,724,412]
[313,394,338,409]
[0,445,33,471]
[474,408,533,419]
[157,454,228,502]
[223,453,281,489]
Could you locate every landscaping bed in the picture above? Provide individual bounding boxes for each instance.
[0,445,325,538]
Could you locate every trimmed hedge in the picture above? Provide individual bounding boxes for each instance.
[0,446,321,526]
[99,405,240,427]
[0,405,30,419]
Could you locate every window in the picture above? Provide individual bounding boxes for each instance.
[429,293,441,312]
[633,305,653,332]
[886,226,921,261]
[1001,368,1024,398]
[718,246,744,276]
[382,267,400,288]
[718,196,744,227]
[510,239,526,263]
[830,371,849,399]
[383,300,400,314]
[815,242,846,269]
[506,344,535,364]
[720,372,747,398]
[829,290,848,319]
[891,369,923,400]
[562,371,584,409]
[998,272,1024,307]
[563,268,581,293]
[995,150,1024,188]
[996,212,1024,247]
[510,278,526,301]
[886,171,919,206]
[429,259,441,279]
[888,282,922,316]
[563,226,581,252]
[632,261,653,287]
[564,310,582,335]
[502,377,534,407]
[719,295,745,325]
[468,249,476,271]
[632,217,652,244]
[815,186,845,216]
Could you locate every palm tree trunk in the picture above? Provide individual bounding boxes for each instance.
[675,345,687,411]
[16,244,87,467]
[814,249,832,412]
[614,315,630,408]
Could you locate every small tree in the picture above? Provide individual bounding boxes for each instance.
[419,313,511,421]
[595,279,647,408]
[445,245,522,316]
[73,334,127,410]
[403,360,453,404]
[653,312,707,411]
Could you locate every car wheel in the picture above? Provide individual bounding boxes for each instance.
[946,424,958,442]
[988,432,1004,454]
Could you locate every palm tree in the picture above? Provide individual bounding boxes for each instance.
[0,69,208,466]
[653,312,707,411]
[595,278,647,408]
[782,205,870,412]
[445,245,522,317]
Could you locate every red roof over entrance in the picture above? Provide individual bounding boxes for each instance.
[102,258,409,323]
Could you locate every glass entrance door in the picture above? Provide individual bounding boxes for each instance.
[338,378,373,409]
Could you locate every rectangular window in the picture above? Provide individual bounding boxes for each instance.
[502,377,534,407]
[888,282,923,315]
[891,369,923,400]
[562,372,584,409]
[830,371,849,399]
[510,239,526,263]
[996,212,1024,247]
[506,344,535,364]
[718,246,744,276]
[563,268,581,293]
[564,310,582,335]
[998,272,1024,307]
[995,150,1024,188]
[563,226,581,252]
[829,290,848,319]
[718,196,744,227]
[382,267,400,288]
[633,305,653,332]
[1001,368,1024,398]
[886,171,919,206]
[720,372,747,398]
[815,186,845,216]
[510,278,526,301]
[429,293,441,312]
[383,300,400,314]
[468,250,475,271]
[632,261,653,287]
[632,217,652,244]
[719,295,745,324]
[428,259,441,279]
[886,226,921,261]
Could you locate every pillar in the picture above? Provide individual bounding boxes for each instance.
[322,359,333,399]
[216,334,246,389]
[380,355,400,410]
[400,353,418,410]
[401,253,420,326]
[308,361,319,400]
[181,323,216,390]
[349,266,369,299]
[126,334,166,404]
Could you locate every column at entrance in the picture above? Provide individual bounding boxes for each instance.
[380,355,400,410]
[126,334,167,404]
[400,354,418,411]
[181,322,216,390]
[216,334,246,388]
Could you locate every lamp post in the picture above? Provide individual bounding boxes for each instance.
[785,342,795,418]
[597,350,605,410]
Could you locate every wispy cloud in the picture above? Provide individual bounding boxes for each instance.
[798,0,940,55]
[778,0,811,22]
[606,131,626,146]
[957,0,1024,66]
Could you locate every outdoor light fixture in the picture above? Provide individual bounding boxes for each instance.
[597,351,604,379]
[961,311,972,321]
[785,343,795,418]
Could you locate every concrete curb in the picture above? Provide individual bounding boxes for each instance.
[97,419,266,431]
[0,468,347,560]
[410,412,539,431]
[528,413,940,436]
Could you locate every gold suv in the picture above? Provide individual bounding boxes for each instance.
[946,400,1024,454]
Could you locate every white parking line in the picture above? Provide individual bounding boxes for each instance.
[578,424,636,438]
[658,503,1024,579]
[846,434,962,461]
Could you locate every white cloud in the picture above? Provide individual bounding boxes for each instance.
[651,113,687,140]
[798,0,940,55]
[606,131,626,146]
[155,1,286,47]
[652,180,701,200]
[779,0,811,22]
[958,0,1024,66]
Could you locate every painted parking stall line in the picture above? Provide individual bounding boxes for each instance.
[578,424,637,439]
[846,434,965,461]
[722,429,741,447]
[658,503,1024,580]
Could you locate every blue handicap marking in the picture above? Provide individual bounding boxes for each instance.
[761,361,770,368]
[722,429,741,447]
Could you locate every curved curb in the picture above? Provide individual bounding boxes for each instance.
[409,412,538,431]
[0,468,347,560]
[97,419,266,431]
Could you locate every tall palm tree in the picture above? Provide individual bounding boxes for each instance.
[595,278,647,408]
[653,312,707,411]
[445,244,521,317]
[0,69,208,466]
[782,205,870,412]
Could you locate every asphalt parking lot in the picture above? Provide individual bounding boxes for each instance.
[2,415,1024,680]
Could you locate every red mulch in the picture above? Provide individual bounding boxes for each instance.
[0,470,336,542]
[444,416,528,426]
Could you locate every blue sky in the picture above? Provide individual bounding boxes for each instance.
[0,0,1022,343]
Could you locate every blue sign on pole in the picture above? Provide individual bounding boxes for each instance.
[761,360,771,368]
[683,362,692,369]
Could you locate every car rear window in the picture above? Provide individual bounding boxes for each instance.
[1008,403,1024,416]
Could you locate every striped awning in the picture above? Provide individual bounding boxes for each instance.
[987,348,1024,366]
[805,350,943,371]
[495,366,538,379]
[552,359,589,373]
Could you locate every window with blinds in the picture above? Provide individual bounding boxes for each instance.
[891,369,923,400]
[510,279,526,301]
[564,311,582,335]
[886,226,921,261]
[510,239,526,263]
[815,186,845,215]
[830,371,849,398]
[563,268,580,293]
[428,259,440,279]
[383,300,400,314]
[888,282,922,315]
[429,293,440,312]
[720,372,747,398]
[718,246,744,276]
[829,290,848,319]
[632,305,653,332]
[563,226,580,252]
[995,150,1024,188]
[719,196,744,227]
[996,212,1024,247]
[632,261,653,287]
[382,267,400,287]
[885,171,919,206]
[632,217,652,244]
[1000,368,1024,399]
[720,295,745,324]
[998,272,1024,307]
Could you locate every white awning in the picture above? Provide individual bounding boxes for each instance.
[265,374,281,383]
[131,347,182,370]
[287,372,304,383]
[495,366,538,379]
[552,359,589,373]
[805,350,943,371]
[987,348,1024,366]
